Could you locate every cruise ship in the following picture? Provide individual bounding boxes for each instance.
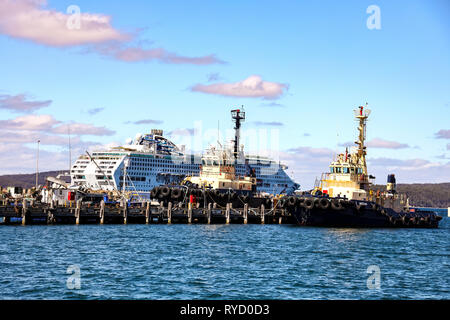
[70,110,299,196]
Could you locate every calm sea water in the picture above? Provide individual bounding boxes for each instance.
[0,217,448,300]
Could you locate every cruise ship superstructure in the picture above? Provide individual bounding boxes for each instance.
[70,111,299,196]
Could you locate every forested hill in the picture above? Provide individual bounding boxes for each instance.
[372,183,450,208]
[0,171,64,189]
[0,171,448,208]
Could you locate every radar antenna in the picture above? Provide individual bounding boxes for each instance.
[231,107,245,160]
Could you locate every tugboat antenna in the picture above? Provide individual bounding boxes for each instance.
[354,103,371,176]
[231,107,245,160]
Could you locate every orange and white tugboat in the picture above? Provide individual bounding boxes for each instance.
[149,109,272,208]
[288,104,442,228]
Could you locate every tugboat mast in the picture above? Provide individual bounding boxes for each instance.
[231,108,245,160]
[354,103,370,176]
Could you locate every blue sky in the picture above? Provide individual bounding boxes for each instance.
[0,0,449,187]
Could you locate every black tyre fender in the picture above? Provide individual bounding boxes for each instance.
[340,200,349,208]
[302,198,314,210]
[150,187,159,199]
[318,198,330,210]
[171,188,182,200]
[160,186,171,197]
[288,196,297,207]
[401,215,410,225]
[331,199,343,210]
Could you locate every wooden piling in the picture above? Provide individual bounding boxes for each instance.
[168,202,173,224]
[21,199,27,225]
[226,203,230,224]
[123,199,128,224]
[207,203,212,224]
[100,200,105,224]
[47,209,53,225]
[188,202,192,224]
[243,203,248,224]
[75,199,81,225]
[145,201,150,224]
[260,204,265,224]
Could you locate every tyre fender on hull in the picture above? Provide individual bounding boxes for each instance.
[318,198,330,210]
[302,198,314,210]
[171,188,182,200]
[288,196,297,207]
[401,215,411,225]
[331,199,344,210]
[160,186,171,197]
[150,187,159,199]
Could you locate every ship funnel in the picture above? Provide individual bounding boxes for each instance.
[387,174,396,194]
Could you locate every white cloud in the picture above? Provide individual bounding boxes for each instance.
[0,114,60,131]
[0,112,117,174]
[0,142,70,174]
[435,129,450,139]
[252,121,284,127]
[279,146,450,189]
[87,107,104,115]
[52,122,115,136]
[0,93,52,112]
[366,138,409,149]
[0,0,224,65]
[0,0,128,47]
[368,157,450,183]
[191,75,288,100]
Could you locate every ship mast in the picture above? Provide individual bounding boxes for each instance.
[354,103,371,176]
[231,108,245,161]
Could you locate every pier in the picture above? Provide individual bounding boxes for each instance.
[0,199,295,226]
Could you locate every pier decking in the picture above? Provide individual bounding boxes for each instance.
[0,200,295,225]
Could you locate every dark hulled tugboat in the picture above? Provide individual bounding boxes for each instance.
[149,109,272,209]
[288,104,442,228]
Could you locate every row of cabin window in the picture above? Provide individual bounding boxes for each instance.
[331,167,363,174]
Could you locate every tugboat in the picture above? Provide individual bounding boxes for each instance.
[288,104,442,228]
[149,109,272,208]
